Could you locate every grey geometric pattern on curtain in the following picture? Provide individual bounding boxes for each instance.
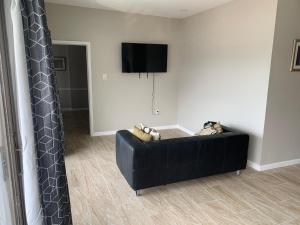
[20,0,72,224]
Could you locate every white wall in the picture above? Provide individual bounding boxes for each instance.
[177,0,278,164]
[262,0,300,165]
[46,3,180,133]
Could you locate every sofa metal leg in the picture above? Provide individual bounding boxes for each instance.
[236,170,241,176]
[136,190,141,196]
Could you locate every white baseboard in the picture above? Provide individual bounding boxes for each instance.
[92,130,116,136]
[260,158,300,171]
[93,124,300,171]
[92,124,180,137]
[247,160,262,171]
[92,124,196,137]
[247,158,300,171]
[176,125,196,136]
[154,125,179,130]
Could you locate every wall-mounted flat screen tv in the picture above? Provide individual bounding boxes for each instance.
[122,43,168,73]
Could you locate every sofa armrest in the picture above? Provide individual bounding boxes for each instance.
[222,132,249,171]
[116,130,143,189]
[116,130,145,170]
[116,130,144,151]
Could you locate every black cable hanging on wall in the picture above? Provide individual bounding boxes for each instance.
[152,73,155,115]
[137,72,157,115]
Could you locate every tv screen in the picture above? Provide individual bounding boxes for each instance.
[122,43,168,73]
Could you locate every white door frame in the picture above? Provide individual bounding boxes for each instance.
[52,40,94,136]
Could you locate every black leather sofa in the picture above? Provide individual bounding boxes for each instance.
[116,127,249,195]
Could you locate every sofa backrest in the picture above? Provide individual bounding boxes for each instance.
[143,130,248,172]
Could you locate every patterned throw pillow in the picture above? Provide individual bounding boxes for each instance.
[198,121,223,136]
[140,123,161,141]
[198,127,217,136]
[213,122,223,134]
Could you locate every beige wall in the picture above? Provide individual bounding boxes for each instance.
[48,0,300,167]
[46,3,180,133]
[262,0,300,164]
[177,0,278,163]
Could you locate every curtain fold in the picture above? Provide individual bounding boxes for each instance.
[20,0,72,224]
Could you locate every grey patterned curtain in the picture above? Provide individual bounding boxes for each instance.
[20,0,72,224]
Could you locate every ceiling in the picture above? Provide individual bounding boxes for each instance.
[45,0,233,19]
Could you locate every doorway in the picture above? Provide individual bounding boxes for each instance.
[52,41,93,137]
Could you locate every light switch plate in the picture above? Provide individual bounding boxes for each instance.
[102,73,108,80]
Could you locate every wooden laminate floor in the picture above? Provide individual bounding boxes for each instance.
[63,112,300,225]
